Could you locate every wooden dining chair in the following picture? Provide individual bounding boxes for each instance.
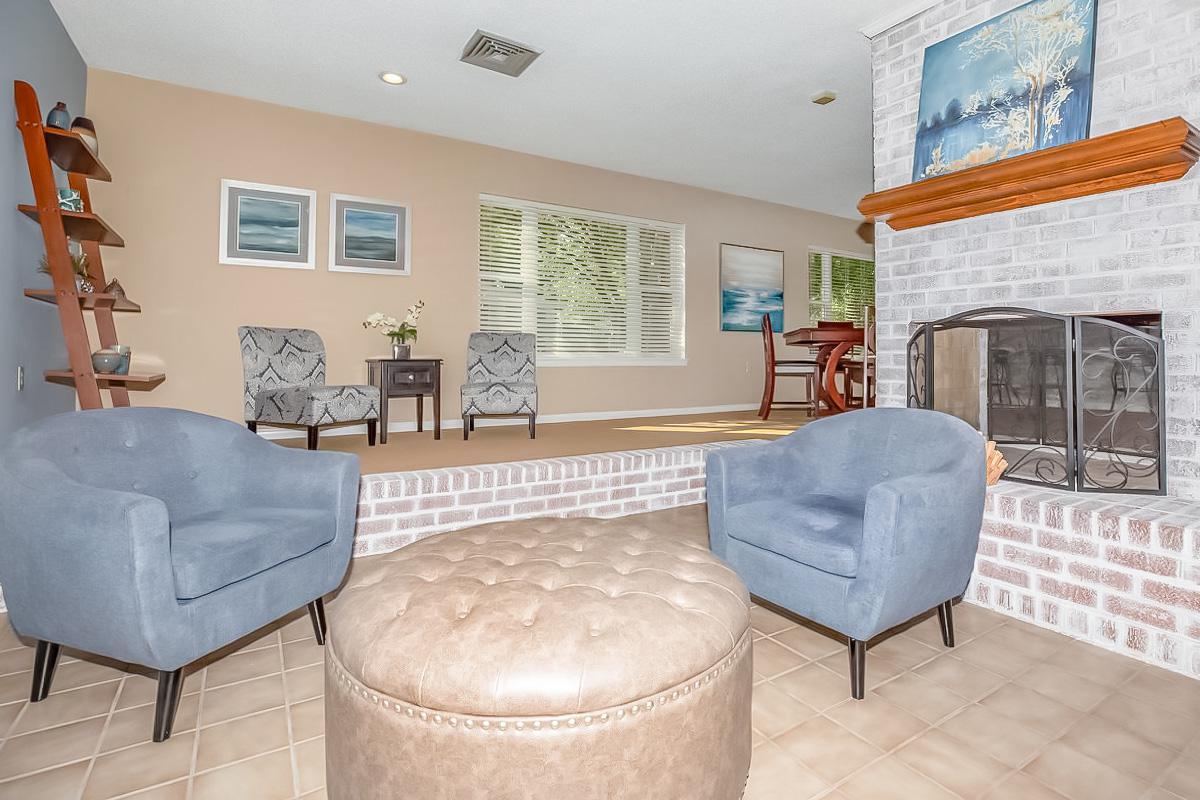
[842,306,877,409]
[863,305,877,407]
[759,313,819,419]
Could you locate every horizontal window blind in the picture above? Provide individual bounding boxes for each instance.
[479,195,686,363]
[808,250,875,325]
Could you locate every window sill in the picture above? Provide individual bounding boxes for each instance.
[539,356,688,368]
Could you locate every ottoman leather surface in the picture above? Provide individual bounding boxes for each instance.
[326,514,753,799]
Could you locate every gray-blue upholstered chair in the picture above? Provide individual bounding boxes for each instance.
[0,408,359,741]
[706,407,986,699]
[461,331,538,440]
[239,326,380,450]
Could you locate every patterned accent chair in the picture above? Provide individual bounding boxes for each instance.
[239,326,380,450]
[461,332,538,440]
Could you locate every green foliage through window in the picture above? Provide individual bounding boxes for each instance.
[479,196,685,362]
[808,251,875,325]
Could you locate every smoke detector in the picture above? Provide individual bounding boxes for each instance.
[461,29,542,77]
[811,90,838,106]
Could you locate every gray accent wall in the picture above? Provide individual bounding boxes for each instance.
[0,0,86,441]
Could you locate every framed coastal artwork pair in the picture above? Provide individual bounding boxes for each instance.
[913,0,1099,181]
[218,179,411,275]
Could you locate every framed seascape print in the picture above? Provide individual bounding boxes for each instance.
[219,180,317,269]
[720,243,784,332]
[913,0,1098,182]
[328,194,411,275]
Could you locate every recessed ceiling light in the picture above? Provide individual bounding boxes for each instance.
[379,72,407,85]
[811,90,837,106]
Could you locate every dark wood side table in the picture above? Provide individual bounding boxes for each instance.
[366,357,443,443]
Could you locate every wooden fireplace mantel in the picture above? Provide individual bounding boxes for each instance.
[859,117,1200,230]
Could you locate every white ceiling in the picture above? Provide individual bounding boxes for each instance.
[50,0,906,219]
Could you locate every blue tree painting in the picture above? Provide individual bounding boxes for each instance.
[913,0,1097,182]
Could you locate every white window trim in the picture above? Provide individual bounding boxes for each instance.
[479,194,687,368]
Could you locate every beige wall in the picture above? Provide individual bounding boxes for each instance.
[85,70,866,425]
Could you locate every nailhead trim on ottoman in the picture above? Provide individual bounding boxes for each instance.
[325,516,754,799]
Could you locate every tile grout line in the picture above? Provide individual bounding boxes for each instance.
[281,630,303,799]
[185,665,208,800]
[759,613,1134,800]
[78,673,128,798]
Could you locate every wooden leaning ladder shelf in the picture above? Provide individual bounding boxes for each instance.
[14,80,163,409]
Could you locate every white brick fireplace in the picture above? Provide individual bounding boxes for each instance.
[869,0,1200,676]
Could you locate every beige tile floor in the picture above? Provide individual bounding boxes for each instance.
[0,506,1198,799]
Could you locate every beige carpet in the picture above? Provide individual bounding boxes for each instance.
[277,409,813,473]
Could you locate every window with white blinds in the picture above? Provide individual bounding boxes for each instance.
[808,249,875,325]
[478,195,686,365]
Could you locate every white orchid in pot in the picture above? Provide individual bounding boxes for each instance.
[363,301,425,359]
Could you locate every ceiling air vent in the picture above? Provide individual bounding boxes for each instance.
[460,30,542,77]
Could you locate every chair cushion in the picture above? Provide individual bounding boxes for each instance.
[725,495,865,578]
[253,384,380,426]
[171,507,336,599]
[461,381,538,415]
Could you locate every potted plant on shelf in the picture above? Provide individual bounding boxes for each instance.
[38,252,93,292]
[363,300,425,359]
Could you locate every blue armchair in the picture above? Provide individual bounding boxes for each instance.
[706,407,986,699]
[0,408,358,741]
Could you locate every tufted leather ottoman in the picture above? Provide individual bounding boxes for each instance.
[325,515,753,799]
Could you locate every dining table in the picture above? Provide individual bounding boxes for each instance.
[782,322,865,415]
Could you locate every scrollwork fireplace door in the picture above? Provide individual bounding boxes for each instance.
[907,307,1164,494]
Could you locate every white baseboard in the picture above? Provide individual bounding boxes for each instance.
[255,403,759,441]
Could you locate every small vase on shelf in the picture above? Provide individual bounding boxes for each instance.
[46,102,70,130]
[391,341,411,360]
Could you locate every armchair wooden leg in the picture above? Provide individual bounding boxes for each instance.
[366,419,377,447]
[30,640,60,702]
[469,416,475,432]
[307,598,328,646]
[153,669,184,742]
[848,639,866,700]
[463,415,471,440]
[246,421,258,433]
[528,414,536,439]
[306,426,319,450]
[937,600,955,648]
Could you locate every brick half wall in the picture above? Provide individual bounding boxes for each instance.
[972,482,1200,678]
[352,440,763,556]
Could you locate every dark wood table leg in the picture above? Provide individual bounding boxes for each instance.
[433,365,441,440]
[813,345,835,416]
[822,342,855,414]
[375,363,390,444]
[416,394,424,432]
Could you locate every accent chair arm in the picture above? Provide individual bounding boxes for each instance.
[0,458,178,666]
[706,441,810,558]
[706,441,809,509]
[849,470,985,639]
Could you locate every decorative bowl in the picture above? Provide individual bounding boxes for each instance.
[91,350,123,374]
